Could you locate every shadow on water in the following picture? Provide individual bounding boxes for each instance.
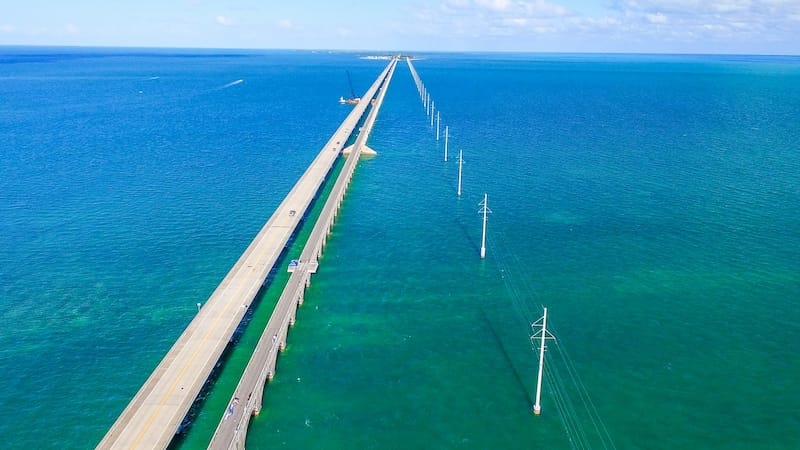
[452,197,481,256]
[167,150,350,449]
[478,306,534,411]
[166,263,279,450]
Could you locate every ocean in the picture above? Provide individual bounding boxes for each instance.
[1,47,799,449]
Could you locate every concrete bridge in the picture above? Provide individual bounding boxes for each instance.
[208,55,398,450]
[98,56,398,450]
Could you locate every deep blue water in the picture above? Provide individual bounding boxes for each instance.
[1,47,799,449]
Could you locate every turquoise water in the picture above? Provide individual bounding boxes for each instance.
[1,48,799,449]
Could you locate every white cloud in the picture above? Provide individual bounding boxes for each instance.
[568,16,622,30]
[444,0,471,8]
[613,0,792,16]
[711,0,752,13]
[65,23,79,34]
[416,0,799,52]
[215,15,234,26]
[610,0,800,39]
[646,12,669,23]
[616,1,706,14]
[524,0,569,17]
[703,23,728,31]
[505,17,529,27]
[475,0,513,11]
[0,24,14,33]
[278,19,293,29]
[337,27,352,37]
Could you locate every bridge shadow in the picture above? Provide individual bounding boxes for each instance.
[479,307,534,412]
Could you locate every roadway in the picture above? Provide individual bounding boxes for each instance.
[98,58,396,450]
[208,56,398,450]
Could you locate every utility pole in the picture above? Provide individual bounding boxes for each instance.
[427,94,431,116]
[444,126,449,162]
[531,308,555,415]
[478,193,491,259]
[457,149,463,197]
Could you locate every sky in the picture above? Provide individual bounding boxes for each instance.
[1,0,799,54]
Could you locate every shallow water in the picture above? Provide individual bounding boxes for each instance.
[1,48,799,449]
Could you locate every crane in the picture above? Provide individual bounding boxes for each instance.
[338,70,360,105]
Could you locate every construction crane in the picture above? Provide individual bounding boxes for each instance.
[338,70,360,105]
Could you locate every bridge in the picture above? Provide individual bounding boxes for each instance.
[98,56,398,449]
[208,54,398,450]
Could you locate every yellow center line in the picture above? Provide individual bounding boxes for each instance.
[130,235,281,448]
[123,65,391,448]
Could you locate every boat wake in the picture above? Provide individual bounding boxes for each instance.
[218,79,244,90]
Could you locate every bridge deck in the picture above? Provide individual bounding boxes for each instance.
[208,56,399,450]
[98,59,396,450]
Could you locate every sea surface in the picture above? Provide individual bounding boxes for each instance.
[1,47,799,449]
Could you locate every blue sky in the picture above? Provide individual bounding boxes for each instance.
[2,0,799,54]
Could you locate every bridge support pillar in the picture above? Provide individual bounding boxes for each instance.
[252,388,263,417]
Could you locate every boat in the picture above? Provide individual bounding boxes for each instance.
[339,96,360,105]
[339,70,360,105]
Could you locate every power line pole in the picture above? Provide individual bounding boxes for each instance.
[457,149,463,197]
[426,92,430,115]
[531,307,556,415]
[444,126,449,162]
[478,193,491,259]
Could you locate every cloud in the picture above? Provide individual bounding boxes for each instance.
[440,0,474,16]
[278,19,293,29]
[417,0,799,52]
[630,0,800,35]
[646,12,669,23]
[614,0,795,17]
[475,0,513,11]
[65,23,79,34]
[0,24,14,33]
[445,0,471,7]
[504,17,529,27]
[463,0,569,16]
[703,23,728,32]
[427,0,575,39]
[568,16,622,31]
[524,0,569,17]
[215,15,234,26]
[711,0,752,13]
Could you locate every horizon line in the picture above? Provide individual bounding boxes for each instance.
[2,44,799,58]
